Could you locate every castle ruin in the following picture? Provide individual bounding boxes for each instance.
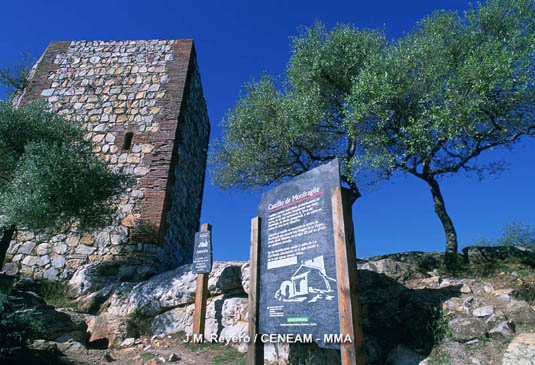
[6,39,210,280]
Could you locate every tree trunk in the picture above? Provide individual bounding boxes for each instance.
[425,177,458,271]
[0,225,16,269]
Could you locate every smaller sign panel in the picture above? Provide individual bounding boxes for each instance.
[193,231,212,274]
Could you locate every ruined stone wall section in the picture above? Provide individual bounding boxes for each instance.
[6,40,208,280]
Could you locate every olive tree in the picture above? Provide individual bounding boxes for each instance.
[211,22,386,202]
[211,0,535,270]
[350,0,535,268]
[0,102,127,266]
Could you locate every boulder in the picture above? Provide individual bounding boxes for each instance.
[503,300,535,332]
[473,305,494,317]
[68,262,157,297]
[2,262,19,276]
[448,317,487,342]
[17,307,87,341]
[488,321,515,341]
[358,259,427,283]
[104,261,245,317]
[359,251,447,272]
[502,333,535,365]
[462,246,535,265]
[86,314,129,347]
[151,296,248,344]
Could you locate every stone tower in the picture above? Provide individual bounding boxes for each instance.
[7,39,210,280]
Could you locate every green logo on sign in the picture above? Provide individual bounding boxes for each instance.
[287,317,308,323]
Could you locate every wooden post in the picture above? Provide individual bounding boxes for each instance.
[193,223,211,340]
[331,187,366,365]
[247,217,263,365]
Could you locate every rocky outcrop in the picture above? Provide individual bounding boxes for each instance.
[462,246,535,266]
[502,333,535,365]
[12,247,532,364]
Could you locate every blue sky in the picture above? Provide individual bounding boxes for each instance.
[1,0,534,261]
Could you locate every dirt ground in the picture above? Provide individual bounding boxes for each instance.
[57,332,246,365]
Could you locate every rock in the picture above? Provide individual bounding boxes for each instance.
[37,255,50,266]
[460,283,472,293]
[52,256,66,269]
[386,344,425,364]
[483,283,495,293]
[463,246,535,265]
[68,262,156,298]
[359,259,427,283]
[498,294,512,303]
[104,352,115,362]
[241,262,250,294]
[168,353,181,362]
[221,297,248,326]
[19,241,36,254]
[56,340,88,355]
[86,314,129,347]
[21,307,86,341]
[360,251,447,272]
[220,323,248,352]
[105,262,244,317]
[151,307,190,336]
[22,255,38,266]
[473,305,494,317]
[121,337,135,347]
[448,317,487,342]
[77,284,118,313]
[43,268,59,281]
[2,262,19,276]
[420,276,441,286]
[494,288,515,296]
[488,321,515,340]
[502,333,535,365]
[504,300,535,332]
[29,339,60,353]
[264,343,290,364]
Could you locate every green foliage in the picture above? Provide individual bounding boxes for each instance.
[0,52,34,101]
[514,283,535,304]
[212,1,535,260]
[351,0,535,179]
[0,102,127,232]
[211,21,386,199]
[471,222,535,247]
[496,222,535,247]
[0,292,40,359]
[212,349,246,365]
[36,279,77,308]
[139,352,155,360]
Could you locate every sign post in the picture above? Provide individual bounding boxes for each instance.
[332,187,366,364]
[247,160,365,364]
[193,223,212,340]
[247,217,264,364]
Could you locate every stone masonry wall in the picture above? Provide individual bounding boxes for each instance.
[6,39,209,280]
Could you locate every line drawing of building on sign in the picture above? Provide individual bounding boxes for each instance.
[274,256,336,303]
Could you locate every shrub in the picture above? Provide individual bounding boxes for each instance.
[0,292,39,359]
[36,279,77,308]
[470,222,535,248]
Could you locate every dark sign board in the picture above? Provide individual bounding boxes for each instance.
[192,231,212,274]
[257,159,341,348]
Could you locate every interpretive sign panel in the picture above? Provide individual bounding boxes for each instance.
[257,159,341,348]
[192,231,212,274]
